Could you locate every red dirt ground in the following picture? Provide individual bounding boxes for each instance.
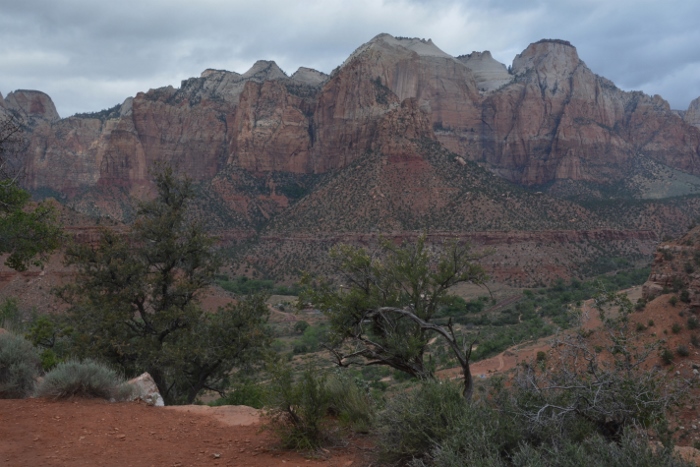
[0,398,367,467]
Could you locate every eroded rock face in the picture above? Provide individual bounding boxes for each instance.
[3,90,60,122]
[685,97,700,129]
[12,34,700,205]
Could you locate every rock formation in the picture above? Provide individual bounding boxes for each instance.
[7,34,700,285]
[685,97,700,130]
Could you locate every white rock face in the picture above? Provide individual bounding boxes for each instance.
[458,51,513,93]
[291,67,329,86]
[685,96,700,129]
[512,39,581,80]
[126,372,165,406]
[341,33,457,69]
[242,60,288,80]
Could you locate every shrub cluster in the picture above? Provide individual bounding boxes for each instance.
[0,332,41,398]
[378,380,691,466]
[35,359,132,400]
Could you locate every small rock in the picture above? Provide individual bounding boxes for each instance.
[212,453,220,459]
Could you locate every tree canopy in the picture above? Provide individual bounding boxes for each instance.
[301,236,488,398]
[0,115,61,271]
[56,166,271,403]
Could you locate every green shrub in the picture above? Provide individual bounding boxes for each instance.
[0,332,41,398]
[660,348,674,365]
[35,359,131,400]
[209,380,267,409]
[378,380,459,463]
[688,316,699,330]
[0,298,22,332]
[681,289,691,303]
[677,345,690,357]
[266,365,332,451]
[692,334,700,348]
[669,296,679,307]
[326,372,374,433]
[293,320,310,334]
[672,323,683,334]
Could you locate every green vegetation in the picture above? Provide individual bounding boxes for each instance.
[52,167,271,404]
[0,115,62,271]
[265,365,333,451]
[216,275,301,296]
[302,236,488,398]
[35,359,132,400]
[0,332,41,398]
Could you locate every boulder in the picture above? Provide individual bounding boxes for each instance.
[126,372,165,406]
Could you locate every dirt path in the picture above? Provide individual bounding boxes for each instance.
[0,399,365,467]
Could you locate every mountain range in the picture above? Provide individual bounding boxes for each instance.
[3,33,700,286]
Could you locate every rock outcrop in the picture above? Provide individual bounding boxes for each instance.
[685,97,700,130]
[14,34,700,198]
[7,34,700,287]
[2,90,60,122]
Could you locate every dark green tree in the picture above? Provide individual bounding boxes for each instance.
[301,236,488,399]
[0,115,61,270]
[56,167,271,403]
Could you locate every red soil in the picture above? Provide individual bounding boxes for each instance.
[0,398,366,467]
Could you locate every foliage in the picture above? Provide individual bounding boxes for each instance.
[302,236,487,398]
[510,291,684,444]
[292,323,328,354]
[0,115,62,271]
[0,332,41,398]
[325,371,375,433]
[265,364,332,451]
[216,275,301,296]
[35,359,132,400]
[0,298,22,331]
[377,298,691,466]
[208,379,267,409]
[55,166,271,404]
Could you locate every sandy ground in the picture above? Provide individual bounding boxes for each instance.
[0,398,366,467]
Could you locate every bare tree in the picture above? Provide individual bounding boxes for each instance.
[510,291,687,442]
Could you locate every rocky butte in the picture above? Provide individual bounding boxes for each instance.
[4,33,700,285]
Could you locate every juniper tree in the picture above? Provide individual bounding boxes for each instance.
[0,115,61,270]
[56,166,271,404]
[302,236,487,399]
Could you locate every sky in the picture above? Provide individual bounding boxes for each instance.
[2,0,699,118]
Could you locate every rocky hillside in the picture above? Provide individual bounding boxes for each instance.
[4,34,700,285]
[643,225,700,308]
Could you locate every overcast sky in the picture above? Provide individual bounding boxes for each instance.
[2,0,699,118]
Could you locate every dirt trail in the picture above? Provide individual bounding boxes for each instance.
[0,398,365,467]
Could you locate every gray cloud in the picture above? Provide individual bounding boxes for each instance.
[1,0,698,117]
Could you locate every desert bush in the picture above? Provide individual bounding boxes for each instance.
[687,316,699,330]
[266,365,332,451]
[661,348,674,365]
[0,332,41,398]
[326,371,374,433]
[0,298,22,332]
[670,296,679,307]
[692,334,700,348]
[35,359,131,400]
[677,345,690,357]
[672,323,682,334]
[209,380,267,409]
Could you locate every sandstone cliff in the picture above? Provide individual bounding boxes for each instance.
[14,34,700,199]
